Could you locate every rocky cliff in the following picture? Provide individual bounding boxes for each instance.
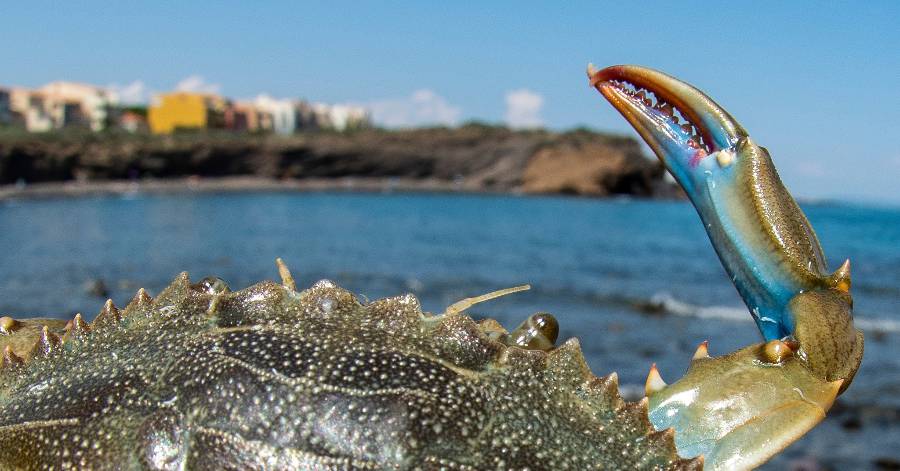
[0,125,678,197]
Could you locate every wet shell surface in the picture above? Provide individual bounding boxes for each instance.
[0,270,699,470]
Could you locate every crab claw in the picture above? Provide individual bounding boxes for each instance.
[647,341,843,470]
[589,65,863,469]
[588,63,747,191]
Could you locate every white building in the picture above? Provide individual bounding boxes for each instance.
[39,81,119,131]
[312,103,370,131]
[254,95,296,135]
[8,88,53,132]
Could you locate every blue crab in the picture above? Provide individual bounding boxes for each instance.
[0,65,862,470]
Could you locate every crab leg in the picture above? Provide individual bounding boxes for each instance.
[589,65,863,469]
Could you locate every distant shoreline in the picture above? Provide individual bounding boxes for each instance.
[0,173,870,209]
[0,127,683,200]
[0,176,509,201]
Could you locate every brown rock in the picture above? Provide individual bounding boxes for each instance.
[522,139,658,196]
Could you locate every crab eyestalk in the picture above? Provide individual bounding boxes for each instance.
[589,65,863,469]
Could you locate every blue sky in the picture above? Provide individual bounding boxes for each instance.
[2,1,898,203]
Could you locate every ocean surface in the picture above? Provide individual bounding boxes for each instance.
[1,191,898,469]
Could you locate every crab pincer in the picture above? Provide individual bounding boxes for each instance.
[589,64,863,470]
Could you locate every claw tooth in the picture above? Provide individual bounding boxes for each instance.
[645,363,668,396]
[830,258,851,293]
[692,340,710,360]
[659,102,673,116]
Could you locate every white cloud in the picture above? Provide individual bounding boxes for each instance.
[107,80,150,104]
[174,75,222,95]
[366,89,462,128]
[504,88,544,129]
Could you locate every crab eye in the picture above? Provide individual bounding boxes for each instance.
[505,312,559,351]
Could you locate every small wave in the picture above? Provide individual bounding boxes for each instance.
[644,292,900,333]
[854,317,900,333]
[637,293,751,322]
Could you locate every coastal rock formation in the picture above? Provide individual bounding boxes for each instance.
[521,130,669,196]
[0,125,677,197]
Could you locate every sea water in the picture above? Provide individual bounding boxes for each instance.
[1,192,897,467]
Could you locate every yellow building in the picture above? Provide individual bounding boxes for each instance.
[148,92,226,134]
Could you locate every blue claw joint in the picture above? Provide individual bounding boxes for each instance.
[590,65,863,469]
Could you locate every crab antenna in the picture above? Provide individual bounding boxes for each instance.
[444,285,531,316]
